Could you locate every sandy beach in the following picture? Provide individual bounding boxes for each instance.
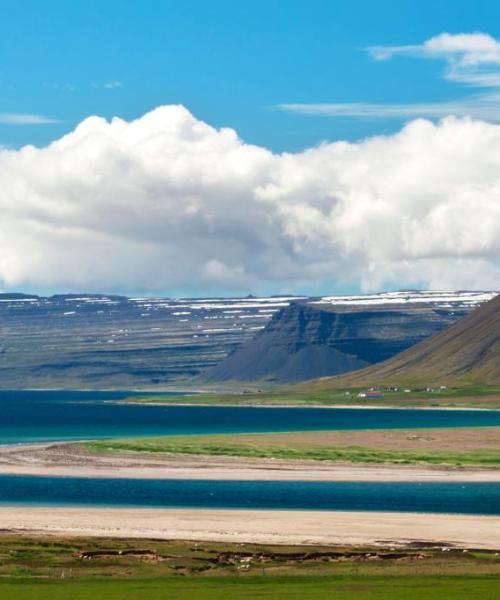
[1,441,499,481]
[1,506,499,549]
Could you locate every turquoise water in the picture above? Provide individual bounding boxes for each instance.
[2,391,500,515]
[2,390,500,444]
[0,476,499,515]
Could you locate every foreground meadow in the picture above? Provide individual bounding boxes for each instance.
[0,536,499,599]
[4,575,500,599]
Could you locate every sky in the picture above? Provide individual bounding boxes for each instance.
[1,0,500,297]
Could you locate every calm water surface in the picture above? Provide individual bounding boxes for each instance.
[0,476,499,515]
[1,390,500,444]
[2,391,500,515]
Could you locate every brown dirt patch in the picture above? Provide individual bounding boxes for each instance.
[224,427,500,452]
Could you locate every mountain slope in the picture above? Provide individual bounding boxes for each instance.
[204,292,494,384]
[0,294,301,388]
[299,292,500,389]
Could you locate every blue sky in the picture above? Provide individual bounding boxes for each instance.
[2,1,500,297]
[2,0,500,152]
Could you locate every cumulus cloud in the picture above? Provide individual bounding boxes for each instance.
[1,105,500,294]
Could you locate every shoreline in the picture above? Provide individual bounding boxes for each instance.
[116,401,498,411]
[2,388,498,410]
[2,464,499,481]
[1,442,499,482]
[1,506,499,549]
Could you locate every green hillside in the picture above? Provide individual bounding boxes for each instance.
[297,293,500,391]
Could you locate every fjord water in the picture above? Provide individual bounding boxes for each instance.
[2,391,500,516]
[0,476,499,515]
[2,390,500,444]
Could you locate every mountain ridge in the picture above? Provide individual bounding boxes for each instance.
[204,291,495,384]
[297,292,500,390]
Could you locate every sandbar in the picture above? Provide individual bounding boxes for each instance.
[1,507,499,549]
[0,441,499,481]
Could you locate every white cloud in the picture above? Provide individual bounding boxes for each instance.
[103,81,123,89]
[1,105,500,294]
[0,113,58,125]
[369,32,500,67]
[278,94,500,120]
[283,32,500,121]
[370,32,500,88]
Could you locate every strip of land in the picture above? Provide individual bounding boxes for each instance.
[1,507,499,549]
[0,427,499,480]
[126,385,500,408]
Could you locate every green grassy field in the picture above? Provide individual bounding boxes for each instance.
[86,436,500,467]
[128,385,500,409]
[1,536,500,599]
[3,575,500,599]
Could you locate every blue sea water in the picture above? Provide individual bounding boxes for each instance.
[1,391,500,515]
[0,476,499,515]
[1,390,500,444]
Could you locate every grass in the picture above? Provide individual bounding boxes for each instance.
[86,434,500,467]
[0,536,500,598]
[126,385,500,409]
[3,575,500,599]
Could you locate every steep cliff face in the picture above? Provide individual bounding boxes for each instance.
[1,290,493,388]
[306,292,500,388]
[204,303,368,382]
[204,292,493,383]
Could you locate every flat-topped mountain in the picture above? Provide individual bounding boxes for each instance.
[300,291,500,389]
[0,290,494,389]
[204,291,495,384]
[0,293,302,389]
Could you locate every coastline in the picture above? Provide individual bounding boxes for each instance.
[1,442,499,481]
[117,400,498,411]
[2,387,499,410]
[2,463,499,481]
[1,506,499,549]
